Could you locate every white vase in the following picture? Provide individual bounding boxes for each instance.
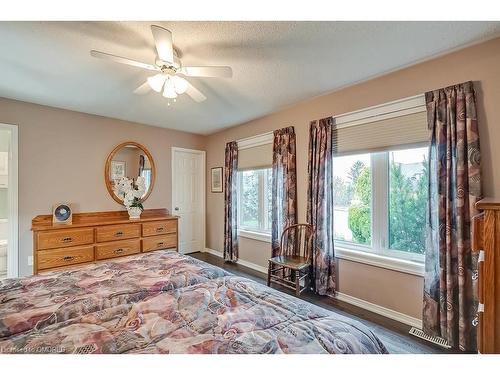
[127,206,142,220]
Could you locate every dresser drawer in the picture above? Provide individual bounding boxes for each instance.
[96,224,141,243]
[142,234,177,252]
[37,245,94,270]
[142,220,177,237]
[37,228,94,250]
[95,239,141,260]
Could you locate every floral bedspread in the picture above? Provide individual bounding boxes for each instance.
[0,251,387,354]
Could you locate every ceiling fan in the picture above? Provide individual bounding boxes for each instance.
[90,25,232,103]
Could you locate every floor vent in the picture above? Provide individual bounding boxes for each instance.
[409,327,451,349]
[73,343,98,354]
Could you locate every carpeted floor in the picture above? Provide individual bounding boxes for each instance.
[190,251,454,354]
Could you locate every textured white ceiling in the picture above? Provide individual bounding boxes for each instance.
[0,21,499,134]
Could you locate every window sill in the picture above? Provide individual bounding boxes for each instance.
[335,246,424,276]
[238,229,271,243]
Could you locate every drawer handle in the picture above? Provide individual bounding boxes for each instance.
[115,231,124,236]
[63,256,75,262]
[62,237,73,243]
[114,248,125,254]
[156,227,164,232]
[478,303,484,313]
[472,314,479,327]
[157,242,164,247]
[478,250,485,263]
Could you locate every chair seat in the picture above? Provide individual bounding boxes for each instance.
[269,255,310,270]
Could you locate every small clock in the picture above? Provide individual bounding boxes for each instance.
[52,203,73,225]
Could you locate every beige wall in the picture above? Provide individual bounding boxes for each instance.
[0,98,206,276]
[113,147,139,179]
[206,37,500,319]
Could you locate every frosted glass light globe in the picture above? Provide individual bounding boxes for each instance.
[172,76,188,94]
[147,74,167,92]
[163,86,178,99]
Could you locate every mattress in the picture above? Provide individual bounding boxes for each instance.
[0,251,387,354]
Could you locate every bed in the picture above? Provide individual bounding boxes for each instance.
[0,251,387,354]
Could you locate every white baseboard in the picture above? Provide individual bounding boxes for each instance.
[335,292,422,329]
[203,248,268,274]
[204,247,223,258]
[236,258,268,274]
[203,247,422,329]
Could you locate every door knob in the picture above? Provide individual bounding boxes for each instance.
[174,207,179,211]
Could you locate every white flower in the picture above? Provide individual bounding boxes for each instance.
[112,176,146,209]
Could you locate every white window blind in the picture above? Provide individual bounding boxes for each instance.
[332,95,428,155]
[238,143,273,170]
[237,132,273,170]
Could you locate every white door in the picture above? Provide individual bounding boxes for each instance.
[172,148,205,254]
[0,123,18,279]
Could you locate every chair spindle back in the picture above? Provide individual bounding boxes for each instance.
[279,224,314,260]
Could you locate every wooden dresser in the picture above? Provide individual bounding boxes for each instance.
[472,198,500,353]
[32,208,178,274]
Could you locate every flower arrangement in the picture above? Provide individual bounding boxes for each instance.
[113,176,146,218]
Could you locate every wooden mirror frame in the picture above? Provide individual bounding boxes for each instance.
[105,141,156,205]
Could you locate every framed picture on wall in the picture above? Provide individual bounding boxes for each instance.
[211,167,223,193]
[111,161,126,180]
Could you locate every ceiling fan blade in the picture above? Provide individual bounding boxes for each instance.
[151,25,174,64]
[185,80,207,103]
[90,50,158,71]
[133,81,152,95]
[180,66,233,78]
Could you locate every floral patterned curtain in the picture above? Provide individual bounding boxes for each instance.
[224,141,239,262]
[423,81,482,351]
[307,117,336,296]
[271,127,298,256]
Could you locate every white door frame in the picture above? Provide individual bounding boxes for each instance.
[171,147,206,253]
[0,123,18,278]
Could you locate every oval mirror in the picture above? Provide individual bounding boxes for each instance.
[105,141,156,205]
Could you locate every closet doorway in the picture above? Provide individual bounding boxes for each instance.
[0,123,18,279]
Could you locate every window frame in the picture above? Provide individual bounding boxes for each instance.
[334,146,427,276]
[237,167,272,243]
[331,95,427,276]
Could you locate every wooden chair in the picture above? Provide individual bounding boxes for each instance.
[267,223,314,296]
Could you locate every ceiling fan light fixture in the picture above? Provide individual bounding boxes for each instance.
[147,74,167,93]
[91,25,232,104]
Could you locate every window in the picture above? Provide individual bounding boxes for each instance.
[237,168,272,239]
[140,169,151,193]
[333,146,428,264]
[388,148,428,255]
[333,153,372,246]
[330,95,429,274]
